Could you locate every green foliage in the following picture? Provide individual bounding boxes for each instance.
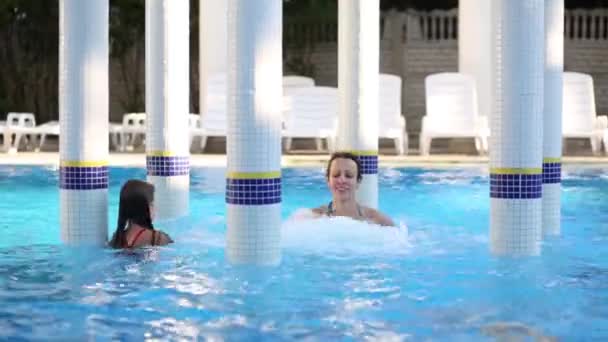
[0,0,59,122]
[283,0,338,78]
[110,0,144,58]
[380,0,457,11]
[284,0,337,20]
[109,0,145,114]
[0,0,605,122]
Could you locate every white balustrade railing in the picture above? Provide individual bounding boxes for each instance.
[565,9,608,40]
[284,8,608,45]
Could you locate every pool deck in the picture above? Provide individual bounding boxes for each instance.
[1,152,608,168]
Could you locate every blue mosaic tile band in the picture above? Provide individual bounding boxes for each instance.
[542,162,561,184]
[226,177,281,205]
[357,155,378,175]
[490,173,542,199]
[146,156,189,176]
[60,166,108,190]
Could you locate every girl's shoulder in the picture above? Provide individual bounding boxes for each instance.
[126,227,153,248]
[151,229,173,246]
[125,227,173,248]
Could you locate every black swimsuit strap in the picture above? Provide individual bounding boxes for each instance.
[327,201,364,218]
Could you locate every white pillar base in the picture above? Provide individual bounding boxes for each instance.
[357,174,378,209]
[60,189,108,245]
[226,204,282,265]
[147,175,189,220]
[542,183,561,236]
[490,198,542,256]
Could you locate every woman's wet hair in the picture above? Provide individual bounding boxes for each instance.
[109,179,155,249]
[325,152,363,183]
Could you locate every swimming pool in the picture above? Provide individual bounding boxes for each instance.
[1,165,607,340]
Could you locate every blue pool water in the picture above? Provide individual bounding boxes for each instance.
[1,165,607,340]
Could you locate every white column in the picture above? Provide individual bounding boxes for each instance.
[199,0,228,120]
[225,0,282,265]
[145,0,190,220]
[59,0,109,245]
[337,0,380,209]
[459,0,493,119]
[543,0,564,236]
[490,0,544,256]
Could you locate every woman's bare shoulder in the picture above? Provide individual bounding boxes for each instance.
[362,206,396,227]
[311,205,328,216]
[287,208,322,221]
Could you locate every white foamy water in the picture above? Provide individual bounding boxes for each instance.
[178,209,410,257]
[281,209,410,256]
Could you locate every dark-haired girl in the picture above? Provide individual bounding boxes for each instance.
[109,179,173,249]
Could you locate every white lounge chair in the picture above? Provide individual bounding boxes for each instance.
[281,76,314,127]
[200,91,227,150]
[200,74,316,151]
[562,72,607,155]
[1,114,16,152]
[31,120,60,151]
[282,86,338,152]
[419,72,488,156]
[189,113,206,152]
[25,119,140,152]
[0,120,4,149]
[199,73,228,151]
[1,113,22,152]
[1,112,36,152]
[283,75,315,88]
[119,113,146,152]
[1,115,124,152]
[109,122,124,151]
[380,74,408,155]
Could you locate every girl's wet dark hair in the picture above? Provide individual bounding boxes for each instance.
[109,179,155,249]
[325,152,363,183]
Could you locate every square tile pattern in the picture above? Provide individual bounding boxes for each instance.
[60,189,108,245]
[226,177,281,205]
[542,184,561,235]
[357,155,378,175]
[146,156,189,177]
[60,166,108,190]
[226,204,282,265]
[490,173,542,199]
[490,198,542,256]
[542,162,561,184]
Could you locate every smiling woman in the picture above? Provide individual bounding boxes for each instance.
[310,152,395,227]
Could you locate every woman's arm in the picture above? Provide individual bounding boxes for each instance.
[377,213,396,227]
[311,206,327,217]
[366,208,396,227]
